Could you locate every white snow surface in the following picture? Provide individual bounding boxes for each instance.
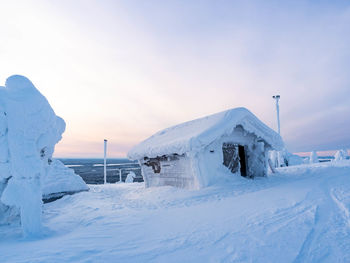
[1,161,350,262]
[128,107,284,160]
[42,159,88,197]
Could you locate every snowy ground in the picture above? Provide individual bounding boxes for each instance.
[1,161,350,263]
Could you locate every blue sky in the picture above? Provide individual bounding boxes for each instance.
[0,0,349,157]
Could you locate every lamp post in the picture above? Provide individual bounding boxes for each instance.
[272,95,281,135]
[104,139,107,184]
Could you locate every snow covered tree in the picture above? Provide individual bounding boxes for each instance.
[125,171,136,183]
[309,151,319,164]
[334,149,348,161]
[0,75,66,237]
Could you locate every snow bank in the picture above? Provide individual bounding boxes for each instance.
[128,107,283,160]
[42,159,88,201]
[0,75,87,236]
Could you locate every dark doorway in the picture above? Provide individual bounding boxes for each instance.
[238,145,247,177]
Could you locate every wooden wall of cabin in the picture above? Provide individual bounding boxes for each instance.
[140,154,198,189]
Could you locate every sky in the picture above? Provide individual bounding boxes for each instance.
[0,0,349,158]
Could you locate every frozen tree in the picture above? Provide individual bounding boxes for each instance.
[334,149,348,161]
[0,75,65,237]
[0,87,10,178]
[268,150,278,168]
[0,86,12,223]
[309,151,319,164]
[269,149,300,168]
[125,171,136,183]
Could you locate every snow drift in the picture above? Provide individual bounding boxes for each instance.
[2,161,350,262]
[42,159,88,202]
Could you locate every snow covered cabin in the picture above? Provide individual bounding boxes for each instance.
[128,108,284,189]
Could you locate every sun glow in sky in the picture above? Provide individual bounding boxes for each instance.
[1,0,350,157]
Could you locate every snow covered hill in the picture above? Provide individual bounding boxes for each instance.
[1,161,350,262]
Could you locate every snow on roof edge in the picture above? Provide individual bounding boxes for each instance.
[128,107,284,160]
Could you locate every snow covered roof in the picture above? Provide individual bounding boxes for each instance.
[128,107,284,160]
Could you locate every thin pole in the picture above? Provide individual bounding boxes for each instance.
[119,169,122,183]
[104,139,107,184]
[272,95,281,135]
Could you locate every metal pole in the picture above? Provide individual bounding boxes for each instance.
[272,95,281,135]
[119,169,122,183]
[104,139,107,184]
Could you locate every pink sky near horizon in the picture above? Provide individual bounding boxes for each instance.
[294,150,350,158]
[1,1,350,158]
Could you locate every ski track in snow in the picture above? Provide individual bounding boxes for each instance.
[1,162,350,262]
[293,167,350,263]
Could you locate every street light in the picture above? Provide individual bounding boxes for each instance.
[272,95,281,135]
